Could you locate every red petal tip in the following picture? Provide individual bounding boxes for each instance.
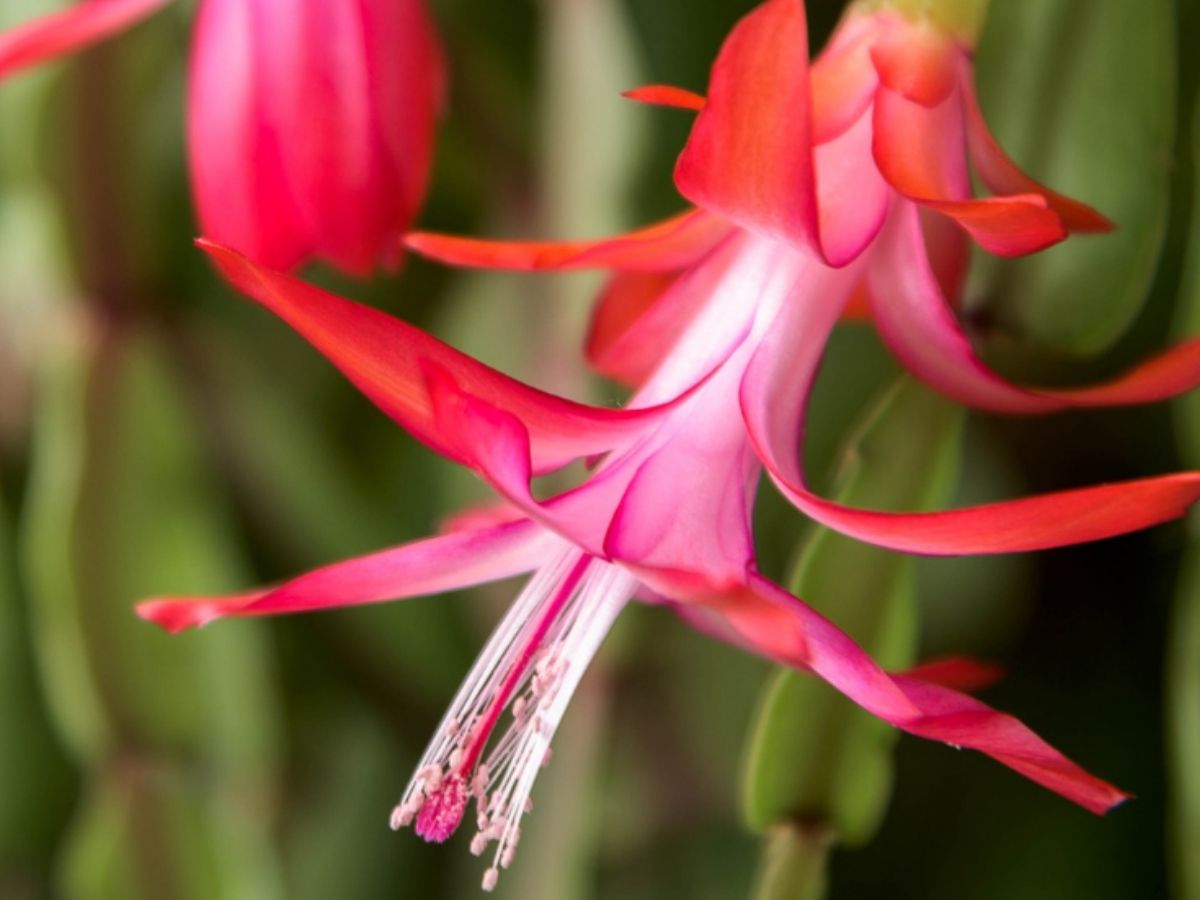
[622,84,706,111]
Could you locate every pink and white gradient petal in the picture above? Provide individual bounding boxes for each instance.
[137,518,555,633]
[869,205,1200,413]
[738,240,1200,555]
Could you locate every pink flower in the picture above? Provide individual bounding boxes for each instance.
[139,233,1195,888]
[187,0,443,274]
[0,0,444,275]
[136,0,1200,889]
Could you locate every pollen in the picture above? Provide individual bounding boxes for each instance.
[414,776,468,843]
[391,552,638,890]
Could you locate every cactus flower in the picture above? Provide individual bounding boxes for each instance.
[138,236,1199,888]
[137,0,1200,890]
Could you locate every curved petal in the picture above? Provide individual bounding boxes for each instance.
[739,249,1200,554]
[405,208,732,273]
[962,68,1113,233]
[603,363,759,586]
[868,17,958,107]
[815,107,891,264]
[423,366,635,557]
[810,16,878,143]
[872,86,1067,255]
[900,656,1004,692]
[870,205,1200,413]
[622,83,705,111]
[919,194,1066,257]
[137,518,552,634]
[431,374,758,592]
[673,0,826,259]
[198,240,692,473]
[586,271,684,386]
[665,573,1126,814]
[0,0,169,81]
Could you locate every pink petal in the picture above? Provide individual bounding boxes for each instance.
[198,240,685,473]
[420,238,788,574]
[814,107,891,265]
[673,0,825,258]
[405,208,732,273]
[962,67,1113,233]
[900,656,1004,692]
[872,85,1067,255]
[868,17,959,107]
[189,0,444,275]
[810,14,878,143]
[422,366,629,557]
[739,250,1200,554]
[622,83,705,111]
[603,361,760,587]
[0,0,169,80]
[137,518,551,634]
[870,205,1200,413]
[357,0,446,263]
[672,573,1127,814]
[189,0,311,270]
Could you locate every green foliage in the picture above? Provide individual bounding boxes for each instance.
[21,326,283,899]
[1168,97,1200,900]
[972,0,1175,353]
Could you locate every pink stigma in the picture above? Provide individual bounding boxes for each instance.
[415,776,468,843]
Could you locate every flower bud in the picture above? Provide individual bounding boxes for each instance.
[188,0,444,275]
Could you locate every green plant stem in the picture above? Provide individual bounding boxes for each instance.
[752,825,833,900]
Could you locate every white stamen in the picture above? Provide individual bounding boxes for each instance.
[391,549,636,891]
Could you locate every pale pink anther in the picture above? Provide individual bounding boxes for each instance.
[415,777,468,843]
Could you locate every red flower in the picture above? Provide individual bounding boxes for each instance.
[138,234,1187,888]
[133,0,1199,886]
[0,0,445,275]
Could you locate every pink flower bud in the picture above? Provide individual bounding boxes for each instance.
[188,0,444,275]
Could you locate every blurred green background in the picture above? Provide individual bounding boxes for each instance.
[1,0,1199,898]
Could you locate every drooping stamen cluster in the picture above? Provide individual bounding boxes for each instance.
[391,549,637,891]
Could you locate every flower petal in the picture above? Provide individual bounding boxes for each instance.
[962,69,1113,233]
[405,208,732,273]
[870,205,1200,413]
[0,0,169,81]
[872,86,1067,255]
[585,271,684,386]
[622,83,705,111]
[137,518,552,634]
[189,0,311,270]
[672,573,1127,814]
[868,16,958,107]
[421,238,788,570]
[810,14,878,143]
[900,656,1004,692]
[198,240,685,473]
[674,0,825,258]
[603,362,759,587]
[814,107,891,265]
[739,248,1200,555]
